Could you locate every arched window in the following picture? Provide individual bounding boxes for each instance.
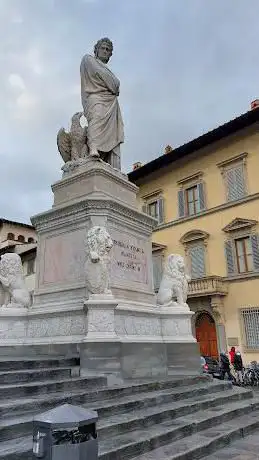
[17,235,25,243]
[7,232,14,240]
[28,237,34,243]
[180,230,209,279]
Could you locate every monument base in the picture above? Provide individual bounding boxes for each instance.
[0,159,200,377]
[0,299,199,379]
[80,341,200,382]
[80,300,199,381]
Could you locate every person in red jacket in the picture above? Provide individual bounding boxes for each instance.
[229,347,236,365]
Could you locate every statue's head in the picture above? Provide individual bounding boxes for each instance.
[94,37,113,64]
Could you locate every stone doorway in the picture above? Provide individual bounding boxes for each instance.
[195,311,219,359]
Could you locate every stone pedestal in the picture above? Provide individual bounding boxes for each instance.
[0,307,28,345]
[79,302,199,380]
[160,306,194,342]
[84,294,118,340]
[31,158,156,312]
[0,158,199,377]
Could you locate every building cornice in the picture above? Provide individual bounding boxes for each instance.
[154,191,259,232]
[224,272,259,282]
[180,229,210,244]
[217,152,248,169]
[222,217,258,233]
[31,198,157,233]
[141,189,163,200]
[177,171,203,186]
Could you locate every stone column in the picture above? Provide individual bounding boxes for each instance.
[211,295,227,354]
[80,294,121,383]
[83,294,118,340]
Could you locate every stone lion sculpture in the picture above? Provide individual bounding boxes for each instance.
[57,112,88,164]
[85,226,114,295]
[157,254,190,307]
[0,253,31,308]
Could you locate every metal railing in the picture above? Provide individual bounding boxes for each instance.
[241,307,259,350]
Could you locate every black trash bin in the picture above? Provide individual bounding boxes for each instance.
[32,403,98,460]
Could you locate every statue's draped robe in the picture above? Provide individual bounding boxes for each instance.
[80,54,124,168]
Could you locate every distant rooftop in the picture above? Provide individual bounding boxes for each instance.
[128,104,259,183]
[0,218,35,230]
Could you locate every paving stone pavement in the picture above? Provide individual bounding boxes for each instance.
[204,431,259,459]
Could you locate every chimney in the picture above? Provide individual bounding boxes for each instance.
[132,162,142,170]
[164,145,173,154]
[251,99,259,110]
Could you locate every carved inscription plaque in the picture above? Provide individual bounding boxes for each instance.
[111,230,148,285]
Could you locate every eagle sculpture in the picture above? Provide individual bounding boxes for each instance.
[57,112,88,163]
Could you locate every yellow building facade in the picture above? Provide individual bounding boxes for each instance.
[129,103,259,364]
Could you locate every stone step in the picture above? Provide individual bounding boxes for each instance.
[97,386,252,441]
[0,436,32,460]
[1,394,258,460]
[0,375,107,399]
[0,381,238,441]
[0,357,79,372]
[0,377,226,420]
[0,388,92,419]
[0,367,73,384]
[99,398,259,460]
[0,344,79,359]
[203,431,259,459]
[129,406,259,460]
[86,380,232,420]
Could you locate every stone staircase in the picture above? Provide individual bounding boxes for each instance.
[0,358,259,459]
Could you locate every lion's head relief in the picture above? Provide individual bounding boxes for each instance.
[86,226,113,263]
[165,254,186,278]
[0,253,24,281]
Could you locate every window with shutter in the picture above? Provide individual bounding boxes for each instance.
[144,197,165,224]
[27,257,35,275]
[189,244,205,279]
[186,186,199,215]
[157,198,164,224]
[147,201,158,219]
[251,234,259,271]
[234,237,253,273]
[181,182,206,217]
[152,253,163,292]
[197,182,206,211]
[224,240,235,275]
[178,190,185,217]
[142,203,148,214]
[224,234,259,276]
[225,164,246,202]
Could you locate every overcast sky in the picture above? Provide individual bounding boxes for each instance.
[1,0,259,223]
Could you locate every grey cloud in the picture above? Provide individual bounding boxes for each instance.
[1,0,259,222]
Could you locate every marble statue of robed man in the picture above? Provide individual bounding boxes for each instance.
[80,37,124,170]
